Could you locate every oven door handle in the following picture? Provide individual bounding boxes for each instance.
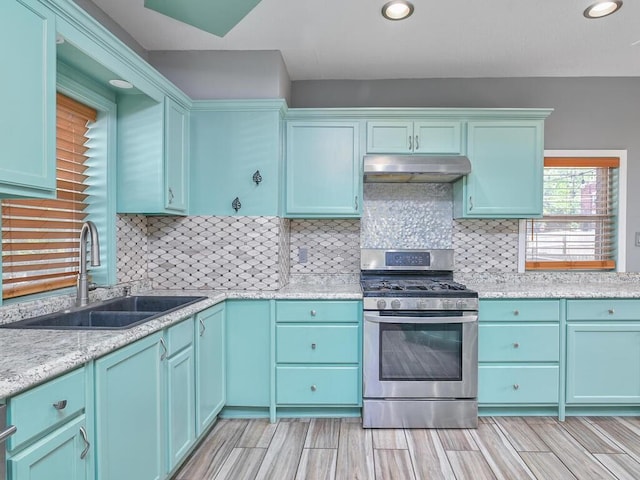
[364,313,478,324]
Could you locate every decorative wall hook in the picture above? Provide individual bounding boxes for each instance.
[253,170,262,185]
[232,197,242,212]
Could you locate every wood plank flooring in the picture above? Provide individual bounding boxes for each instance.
[174,416,640,480]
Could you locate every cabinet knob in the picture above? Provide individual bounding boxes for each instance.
[310,385,317,392]
[608,308,615,315]
[52,400,67,410]
[310,310,317,317]
[513,309,520,316]
[253,170,262,185]
[232,197,242,212]
[311,343,317,350]
[513,384,520,390]
[513,342,520,349]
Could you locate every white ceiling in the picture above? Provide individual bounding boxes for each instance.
[90,0,640,81]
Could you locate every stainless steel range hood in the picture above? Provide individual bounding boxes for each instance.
[363,155,471,183]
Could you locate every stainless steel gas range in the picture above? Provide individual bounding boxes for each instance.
[361,249,479,428]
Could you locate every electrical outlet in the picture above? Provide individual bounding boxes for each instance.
[636,232,640,247]
[298,247,308,263]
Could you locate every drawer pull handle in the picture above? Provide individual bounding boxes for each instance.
[0,425,17,443]
[513,342,520,349]
[513,384,520,390]
[513,310,520,316]
[310,310,317,317]
[311,343,317,350]
[52,400,67,410]
[310,385,317,392]
[608,309,615,315]
[79,426,90,460]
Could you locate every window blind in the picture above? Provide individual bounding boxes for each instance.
[525,157,619,271]
[1,93,97,299]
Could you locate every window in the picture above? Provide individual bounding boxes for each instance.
[1,93,97,299]
[524,156,619,271]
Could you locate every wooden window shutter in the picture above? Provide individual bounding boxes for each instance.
[1,93,97,299]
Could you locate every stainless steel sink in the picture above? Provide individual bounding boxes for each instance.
[0,296,207,330]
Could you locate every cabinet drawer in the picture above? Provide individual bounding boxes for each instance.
[567,299,640,321]
[166,317,194,356]
[276,301,361,323]
[478,365,558,405]
[479,324,559,362]
[479,299,560,322]
[276,366,360,405]
[276,324,359,363]
[8,368,85,451]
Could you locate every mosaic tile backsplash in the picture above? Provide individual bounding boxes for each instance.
[361,183,453,249]
[453,219,520,273]
[147,216,285,290]
[116,214,149,283]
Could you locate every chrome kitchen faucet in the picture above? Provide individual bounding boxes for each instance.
[77,221,101,307]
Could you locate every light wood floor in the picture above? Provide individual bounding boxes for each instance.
[173,416,640,480]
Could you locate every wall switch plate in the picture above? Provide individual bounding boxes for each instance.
[636,232,640,247]
[298,247,308,263]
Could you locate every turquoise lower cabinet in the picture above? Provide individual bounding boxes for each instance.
[225,300,271,409]
[95,332,164,480]
[275,300,362,415]
[165,320,196,472]
[566,323,640,404]
[454,119,546,218]
[195,304,225,434]
[0,0,56,198]
[478,299,560,415]
[7,416,89,480]
[285,121,361,217]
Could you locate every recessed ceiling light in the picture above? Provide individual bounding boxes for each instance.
[109,79,134,89]
[382,1,414,21]
[583,1,623,19]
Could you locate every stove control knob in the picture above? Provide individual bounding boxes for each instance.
[442,299,454,309]
[456,300,467,310]
[391,299,401,309]
[376,299,387,310]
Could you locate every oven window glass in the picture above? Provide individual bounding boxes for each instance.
[379,323,463,381]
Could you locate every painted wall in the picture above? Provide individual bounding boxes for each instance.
[148,50,291,102]
[291,77,640,271]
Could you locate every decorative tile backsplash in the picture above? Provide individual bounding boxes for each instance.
[289,219,361,275]
[116,214,149,283]
[453,219,520,273]
[147,216,285,290]
[361,183,453,249]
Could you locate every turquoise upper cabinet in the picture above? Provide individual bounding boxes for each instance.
[190,101,284,215]
[285,121,361,217]
[95,333,164,480]
[454,120,544,218]
[0,0,56,198]
[117,95,188,214]
[367,121,462,154]
[195,304,225,435]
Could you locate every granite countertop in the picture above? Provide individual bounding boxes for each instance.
[0,285,362,399]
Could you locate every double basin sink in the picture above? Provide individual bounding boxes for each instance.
[0,296,207,330]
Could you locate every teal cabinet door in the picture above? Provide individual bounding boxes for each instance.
[285,121,360,217]
[454,120,544,218]
[195,304,225,434]
[164,98,188,213]
[166,345,195,471]
[190,107,282,215]
[225,300,270,406]
[0,0,56,198]
[117,95,188,214]
[95,333,164,480]
[8,416,89,480]
[366,121,462,154]
[566,323,640,404]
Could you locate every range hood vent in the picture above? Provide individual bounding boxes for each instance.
[363,155,471,183]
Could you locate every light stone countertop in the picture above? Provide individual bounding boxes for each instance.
[0,285,362,399]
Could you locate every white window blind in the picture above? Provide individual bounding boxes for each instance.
[1,93,97,299]
[525,157,619,271]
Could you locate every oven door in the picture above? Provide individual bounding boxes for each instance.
[363,311,478,399]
